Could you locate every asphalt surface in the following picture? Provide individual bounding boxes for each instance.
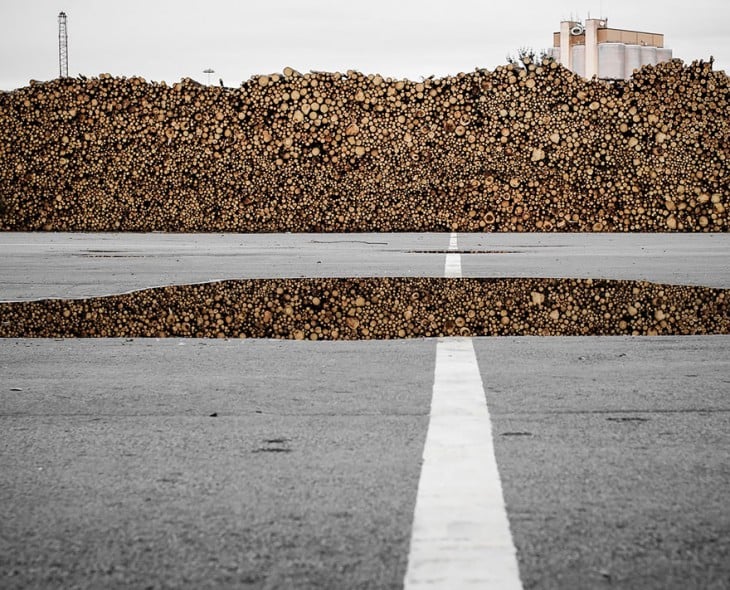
[480,336,730,590]
[2,336,728,589]
[1,232,729,301]
[1,338,434,589]
[1,232,729,589]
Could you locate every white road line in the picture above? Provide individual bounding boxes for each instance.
[404,232,523,589]
[444,231,462,278]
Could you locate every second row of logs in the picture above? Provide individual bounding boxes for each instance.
[1,277,726,339]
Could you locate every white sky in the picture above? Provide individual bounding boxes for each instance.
[1,0,728,90]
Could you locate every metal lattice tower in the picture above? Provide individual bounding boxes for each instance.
[58,12,68,78]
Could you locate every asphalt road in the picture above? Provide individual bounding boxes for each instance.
[1,232,729,589]
[1,232,728,301]
[1,338,434,589]
[481,336,730,590]
[2,336,728,589]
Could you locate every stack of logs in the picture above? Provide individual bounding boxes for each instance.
[0,58,727,232]
[0,278,727,339]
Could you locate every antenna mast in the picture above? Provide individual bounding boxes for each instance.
[58,12,68,78]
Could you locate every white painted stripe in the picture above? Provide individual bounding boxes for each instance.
[448,232,459,251]
[444,231,462,278]
[404,232,523,589]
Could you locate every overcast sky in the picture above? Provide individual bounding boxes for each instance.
[1,0,728,90]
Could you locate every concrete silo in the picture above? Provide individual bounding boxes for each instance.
[572,45,586,78]
[625,45,643,77]
[551,18,673,80]
[640,46,658,67]
[656,48,673,63]
[598,42,626,80]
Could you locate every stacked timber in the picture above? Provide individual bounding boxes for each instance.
[0,278,727,339]
[0,59,727,232]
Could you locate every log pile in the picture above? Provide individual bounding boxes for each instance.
[1,278,727,339]
[0,58,727,232]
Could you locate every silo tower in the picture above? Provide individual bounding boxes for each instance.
[549,18,673,80]
[58,12,68,78]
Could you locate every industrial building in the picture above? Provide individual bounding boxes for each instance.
[548,19,673,80]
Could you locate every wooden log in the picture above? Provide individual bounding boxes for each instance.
[0,60,727,233]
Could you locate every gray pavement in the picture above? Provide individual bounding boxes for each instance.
[477,336,730,590]
[458,232,730,288]
[1,232,729,589]
[0,233,448,301]
[1,338,434,589]
[1,232,729,301]
[2,336,729,588]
